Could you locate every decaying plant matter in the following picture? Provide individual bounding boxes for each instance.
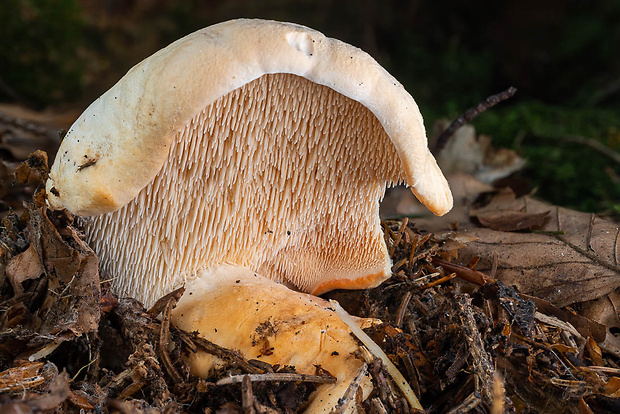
[1,153,619,412]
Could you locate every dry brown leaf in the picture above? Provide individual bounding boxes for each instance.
[586,337,604,366]
[1,152,101,362]
[473,209,550,232]
[578,289,620,353]
[433,121,526,184]
[30,206,101,336]
[427,189,620,308]
[5,244,44,295]
[603,377,620,398]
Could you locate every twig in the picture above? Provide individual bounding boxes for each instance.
[432,86,517,155]
[242,375,256,414]
[158,300,182,383]
[446,391,482,414]
[395,291,412,328]
[216,372,337,386]
[491,372,505,414]
[148,286,185,318]
[331,362,368,414]
[579,366,620,375]
[408,233,433,267]
[419,273,456,290]
[432,257,495,285]
[455,295,495,403]
[193,336,264,374]
[389,218,409,256]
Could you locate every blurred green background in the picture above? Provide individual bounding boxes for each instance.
[1,0,619,215]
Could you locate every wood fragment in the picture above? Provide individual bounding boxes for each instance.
[455,294,495,403]
[445,391,482,414]
[148,286,185,318]
[389,218,408,256]
[419,273,456,290]
[158,299,183,383]
[445,345,468,383]
[400,352,421,398]
[392,257,408,272]
[242,375,256,414]
[491,372,505,414]
[395,291,412,328]
[0,361,45,392]
[534,312,582,340]
[370,397,388,414]
[369,358,399,411]
[193,336,263,375]
[216,372,337,386]
[489,252,498,278]
[432,86,517,155]
[432,257,495,285]
[330,362,368,414]
[173,326,198,353]
[411,272,441,288]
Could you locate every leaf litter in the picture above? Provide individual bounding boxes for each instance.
[0,148,619,412]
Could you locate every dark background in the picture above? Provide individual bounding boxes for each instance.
[1,0,619,214]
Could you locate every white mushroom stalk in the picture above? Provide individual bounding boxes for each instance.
[330,299,422,410]
[45,19,452,412]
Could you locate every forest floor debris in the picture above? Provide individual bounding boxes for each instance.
[0,152,619,413]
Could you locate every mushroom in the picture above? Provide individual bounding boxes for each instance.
[175,264,377,412]
[46,19,452,411]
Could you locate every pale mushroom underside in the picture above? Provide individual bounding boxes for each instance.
[87,73,405,304]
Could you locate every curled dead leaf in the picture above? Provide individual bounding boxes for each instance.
[446,190,620,308]
[473,210,550,232]
[5,244,43,295]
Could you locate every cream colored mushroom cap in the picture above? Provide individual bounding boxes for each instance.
[46,18,452,217]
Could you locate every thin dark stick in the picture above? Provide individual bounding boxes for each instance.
[331,363,368,413]
[395,291,412,328]
[148,286,185,318]
[216,372,337,386]
[159,300,183,383]
[431,257,495,286]
[241,375,255,414]
[432,87,517,155]
[193,336,263,375]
